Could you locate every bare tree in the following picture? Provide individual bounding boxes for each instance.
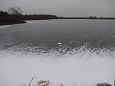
[8,7,23,15]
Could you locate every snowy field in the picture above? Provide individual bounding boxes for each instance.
[0,50,115,86]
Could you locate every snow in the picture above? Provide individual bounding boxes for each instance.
[0,50,115,86]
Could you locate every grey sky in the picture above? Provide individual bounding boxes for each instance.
[0,0,115,17]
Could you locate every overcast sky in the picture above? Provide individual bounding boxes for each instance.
[0,0,115,17]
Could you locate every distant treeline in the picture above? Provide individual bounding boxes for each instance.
[58,16,115,19]
[23,14,58,20]
[0,7,115,26]
[0,9,59,25]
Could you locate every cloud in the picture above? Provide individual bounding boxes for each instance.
[0,0,115,17]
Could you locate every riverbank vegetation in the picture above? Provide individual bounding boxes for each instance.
[0,7,26,26]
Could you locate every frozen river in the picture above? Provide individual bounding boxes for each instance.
[0,19,115,86]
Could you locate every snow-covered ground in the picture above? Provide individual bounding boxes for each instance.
[0,50,115,86]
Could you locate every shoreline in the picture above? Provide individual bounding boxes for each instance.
[0,18,115,26]
[0,21,26,26]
